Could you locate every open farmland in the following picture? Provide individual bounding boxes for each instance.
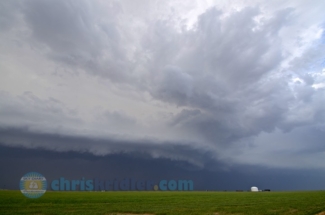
[1,190,325,215]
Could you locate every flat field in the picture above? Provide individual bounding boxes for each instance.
[0,190,325,215]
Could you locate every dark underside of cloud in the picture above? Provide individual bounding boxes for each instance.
[1,143,325,191]
[0,127,216,167]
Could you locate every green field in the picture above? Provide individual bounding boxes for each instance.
[1,190,325,215]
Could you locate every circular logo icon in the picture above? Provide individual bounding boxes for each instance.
[20,172,47,198]
[154,185,159,191]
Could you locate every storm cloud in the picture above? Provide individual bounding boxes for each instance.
[0,0,325,189]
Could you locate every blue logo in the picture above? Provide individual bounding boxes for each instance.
[20,172,47,198]
[50,177,193,191]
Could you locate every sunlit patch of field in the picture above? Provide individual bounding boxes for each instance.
[1,190,325,215]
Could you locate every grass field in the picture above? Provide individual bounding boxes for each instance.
[1,190,325,215]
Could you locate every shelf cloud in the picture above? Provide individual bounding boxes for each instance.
[0,0,325,177]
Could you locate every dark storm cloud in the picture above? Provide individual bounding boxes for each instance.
[1,144,325,191]
[0,0,325,171]
[0,127,215,167]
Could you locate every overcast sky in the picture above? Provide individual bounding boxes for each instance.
[0,0,325,190]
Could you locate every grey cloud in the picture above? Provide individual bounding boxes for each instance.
[1,144,325,191]
[145,6,324,145]
[0,91,81,131]
[0,1,22,31]
[0,0,325,170]
[147,7,288,99]
[301,74,314,85]
[180,7,284,86]
[229,125,325,169]
[0,91,144,141]
[24,0,102,55]
[0,127,213,168]
[170,109,201,127]
[23,0,134,83]
[264,7,295,35]
[99,110,137,131]
[153,66,194,106]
